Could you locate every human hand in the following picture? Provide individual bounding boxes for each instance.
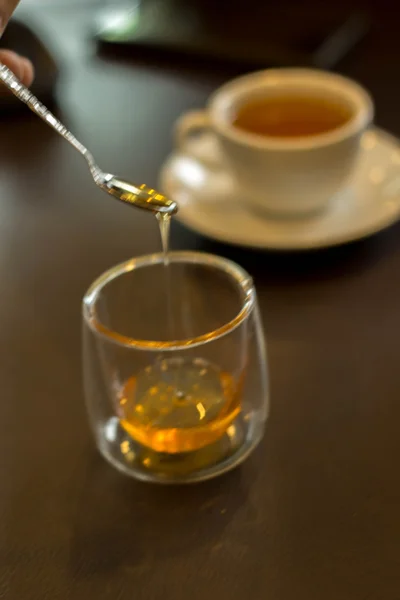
[0,0,34,86]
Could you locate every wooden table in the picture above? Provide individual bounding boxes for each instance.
[1,2,400,598]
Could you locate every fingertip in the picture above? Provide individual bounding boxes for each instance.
[0,49,24,79]
[0,51,34,86]
[20,57,34,87]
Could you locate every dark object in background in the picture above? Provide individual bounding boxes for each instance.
[94,0,370,71]
[0,19,58,112]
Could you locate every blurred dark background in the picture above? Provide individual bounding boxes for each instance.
[8,0,400,136]
[94,0,372,70]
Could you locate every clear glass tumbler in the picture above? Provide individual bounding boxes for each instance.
[82,251,269,483]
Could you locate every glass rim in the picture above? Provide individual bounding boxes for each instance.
[82,251,255,350]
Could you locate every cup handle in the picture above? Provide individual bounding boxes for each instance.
[174,110,226,171]
[174,110,211,149]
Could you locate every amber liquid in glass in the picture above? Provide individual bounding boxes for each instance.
[118,214,242,454]
[119,358,241,453]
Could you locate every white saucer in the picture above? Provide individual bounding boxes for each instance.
[160,128,400,250]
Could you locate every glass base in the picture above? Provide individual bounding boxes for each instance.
[96,414,264,484]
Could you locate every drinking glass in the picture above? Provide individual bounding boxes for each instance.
[82,251,269,483]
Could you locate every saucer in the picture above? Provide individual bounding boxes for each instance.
[160,128,400,250]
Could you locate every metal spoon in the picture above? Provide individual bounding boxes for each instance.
[0,64,177,215]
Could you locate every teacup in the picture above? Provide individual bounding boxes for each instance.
[175,68,374,218]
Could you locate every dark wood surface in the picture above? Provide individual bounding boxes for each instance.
[2,2,400,598]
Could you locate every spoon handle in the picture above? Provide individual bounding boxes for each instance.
[0,63,102,180]
[0,63,177,215]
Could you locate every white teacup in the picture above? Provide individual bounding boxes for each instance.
[175,69,374,218]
